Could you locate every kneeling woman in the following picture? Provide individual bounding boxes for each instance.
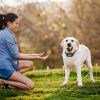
[0,13,48,90]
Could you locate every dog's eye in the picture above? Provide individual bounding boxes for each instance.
[66,40,68,42]
[71,40,74,42]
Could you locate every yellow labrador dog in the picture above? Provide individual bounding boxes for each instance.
[61,37,94,86]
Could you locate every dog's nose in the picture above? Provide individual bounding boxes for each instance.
[67,43,71,47]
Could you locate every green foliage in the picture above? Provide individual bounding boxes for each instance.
[0,66,100,100]
[1,0,100,67]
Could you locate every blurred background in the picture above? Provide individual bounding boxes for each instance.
[0,0,100,69]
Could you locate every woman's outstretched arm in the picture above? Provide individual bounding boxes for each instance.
[16,53,48,60]
[20,52,45,56]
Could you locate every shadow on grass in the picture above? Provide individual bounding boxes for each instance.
[0,88,29,100]
[45,81,100,100]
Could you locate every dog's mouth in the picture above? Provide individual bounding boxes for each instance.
[67,46,73,52]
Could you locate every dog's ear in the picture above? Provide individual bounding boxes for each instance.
[76,40,79,48]
[61,40,64,47]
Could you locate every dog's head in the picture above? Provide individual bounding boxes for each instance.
[61,37,79,53]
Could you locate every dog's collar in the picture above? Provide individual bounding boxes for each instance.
[65,50,76,57]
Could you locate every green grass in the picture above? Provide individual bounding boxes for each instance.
[0,66,100,100]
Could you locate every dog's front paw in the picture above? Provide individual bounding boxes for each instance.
[78,82,83,87]
[78,84,83,87]
[91,78,95,83]
[60,83,67,86]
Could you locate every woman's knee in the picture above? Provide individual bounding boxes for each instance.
[19,61,34,70]
[28,61,34,71]
[27,84,34,90]
[26,81,34,90]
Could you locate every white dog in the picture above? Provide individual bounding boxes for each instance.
[61,37,94,86]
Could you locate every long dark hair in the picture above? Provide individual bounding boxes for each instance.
[0,13,18,30]
[0,14,5,30]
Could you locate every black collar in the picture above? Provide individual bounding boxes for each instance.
[65,50,76,57]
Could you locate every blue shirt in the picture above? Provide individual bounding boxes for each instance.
[0,27,19,70]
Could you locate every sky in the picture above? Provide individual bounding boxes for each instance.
[0,0,72,7]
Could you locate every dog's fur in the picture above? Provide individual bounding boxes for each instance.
[61,37,94,86]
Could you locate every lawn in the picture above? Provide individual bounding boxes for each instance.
[0,66,100,100]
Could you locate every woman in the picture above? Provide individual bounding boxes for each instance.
[0,13,48,90]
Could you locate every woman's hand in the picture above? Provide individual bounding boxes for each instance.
[37,52,45,57]
[36,55,48,60]
[40,55,48,60]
